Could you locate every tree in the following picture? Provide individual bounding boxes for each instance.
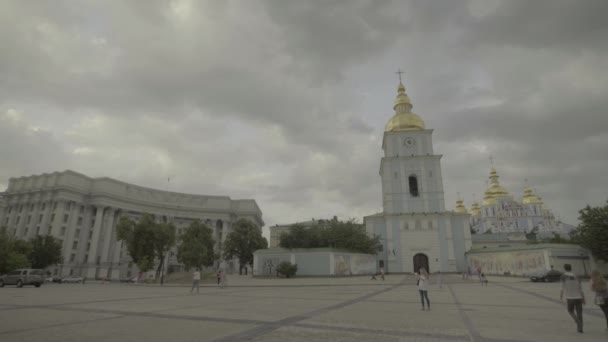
[574,200,608,262]
[223,218,268,274]
[29,235,63,269]
[278,219,381,254]
[116,215,157,273]
[153,222,176,285]
[0,227,31,273]
[177,220,215,271]
[116,214,176,284]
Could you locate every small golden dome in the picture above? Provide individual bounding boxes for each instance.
[385,82,425,132]
[522,187,543,204]
[483,166,509,199]
[470,201,481,216]
[454,199,468,213]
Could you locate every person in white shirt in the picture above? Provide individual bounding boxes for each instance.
[560,264,585,333]
[416,268,431,311]
[191,269,201,293]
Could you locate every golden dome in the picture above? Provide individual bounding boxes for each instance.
[470,201,481,216]
[522,187,543,204]
[454,199,468,213]
[483,167,509,200]
[385,82,425,132]
[482,193,497,206]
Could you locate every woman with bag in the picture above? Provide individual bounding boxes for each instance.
[416,268,431,311]
[590,270,608,330]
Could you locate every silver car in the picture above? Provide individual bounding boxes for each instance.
[0,269,45,288]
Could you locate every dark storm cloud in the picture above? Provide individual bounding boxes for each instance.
[0,0,606,229]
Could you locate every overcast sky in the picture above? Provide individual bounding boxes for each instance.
[1,0,607,238]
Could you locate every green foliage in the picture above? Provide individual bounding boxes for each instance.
[116,214,176,274]
[177,220,215,270]
[0,228,63,273]
[276,261,297,278]
[574,200,608,262]
[278,219,381,254]
[29,235,63,269]
[223,218,268,272]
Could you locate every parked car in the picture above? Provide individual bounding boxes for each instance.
[530,269,563,282]
[61,276,84,284]
[0,269,45,288]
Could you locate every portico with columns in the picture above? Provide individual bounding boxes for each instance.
[1,170,264,280]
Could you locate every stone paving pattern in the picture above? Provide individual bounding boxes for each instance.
[0,275,606,341]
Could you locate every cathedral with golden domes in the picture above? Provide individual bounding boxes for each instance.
[454,167,576,239]
[364,80,472,274]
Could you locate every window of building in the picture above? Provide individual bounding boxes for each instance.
[38,214,43,224]
[16,216,20,225]
[96,256,101,265]
[63,214,69,223]
[415,219,422,230]
[30,204,35,211]
[378,244,384,252]
[87,242,91,250]
[69,269,74,275]
[48,226,52,234]
[84,254,88,262]
[51,213,55,222]
[27,215,31,224]
[36,226,40,235]
[7,206,11,213]
[80,206,84,214]
[72,241,78,250]
[24,227,29,236]
[53,202,58,211]
[5,217,9,226]
[89,231,93,239]
[41,203,46,211]
[77,217,83,226]
[408,175,419,197]
[75,229,80,238]
[65,202,72,211]
[70,253,75,262]
[19,205,23,213]
[60,227,66,236]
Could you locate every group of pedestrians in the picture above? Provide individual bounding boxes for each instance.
[190,268,227,293]
[560,263,608,333]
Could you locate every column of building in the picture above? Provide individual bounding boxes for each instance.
[98,208,117,280]
[86,206,106,279]
[15,200,29,238]
[110,211,124,280]
[62,202,81,276]
[51,200,66,238]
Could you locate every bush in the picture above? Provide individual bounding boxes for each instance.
[276,261,298,278]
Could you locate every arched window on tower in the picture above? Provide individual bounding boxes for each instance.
[408,175,419,197]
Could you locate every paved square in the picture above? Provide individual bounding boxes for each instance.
[0,275,606,341]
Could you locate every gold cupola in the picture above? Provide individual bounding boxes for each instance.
[454,198,468,213]
[470,201,481,216]
[483,167,510,202]
[385,81,426,132]
[522,186,543,205]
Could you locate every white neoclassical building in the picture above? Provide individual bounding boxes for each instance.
[364,81,472,274]
[0,170,264,280]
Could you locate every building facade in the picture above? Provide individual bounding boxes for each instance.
[0,170,264,280]
[454,167,575,239]
[364,81,472,274]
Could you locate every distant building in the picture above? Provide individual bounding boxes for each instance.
[269,216,338,248]
[364,80,472,274]
[471,232,529,249]
[0,170,263,279]
[454,167,576,239]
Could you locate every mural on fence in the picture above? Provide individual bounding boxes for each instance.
[334,254,375,276]
[468,250,546,276]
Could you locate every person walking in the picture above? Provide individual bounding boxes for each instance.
[190,269,200,293]
[417,268,431,311]
[590,270,608,330]
[216,269,221,287]
[380,267,385,281]
[560,264,585,333]
[480,273,488,286]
